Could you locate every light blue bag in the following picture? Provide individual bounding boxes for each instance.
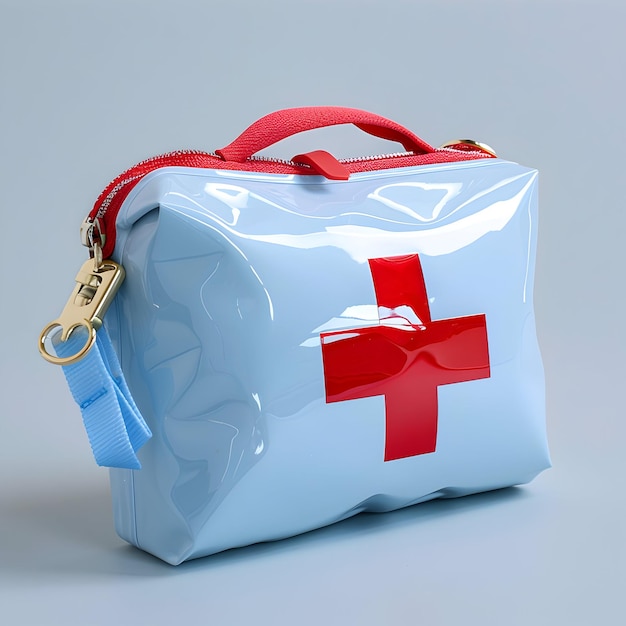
[41,108,550,564]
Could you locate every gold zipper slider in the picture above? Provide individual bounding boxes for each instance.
[439,139,497,157]
[39,258,125,365]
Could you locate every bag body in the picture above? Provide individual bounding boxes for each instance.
[40,107,549,564]
[103,135,549,564]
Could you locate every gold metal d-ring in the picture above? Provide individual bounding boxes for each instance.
[39,319,97,366]
[439,139,498,157]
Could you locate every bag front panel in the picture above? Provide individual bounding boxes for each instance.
[110,160,549,564]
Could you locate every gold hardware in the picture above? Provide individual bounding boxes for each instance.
[80,217,106,250]
[80,217,106,271]
[39,259,125,366]
[92,241,104,272]
[439,139,498,158]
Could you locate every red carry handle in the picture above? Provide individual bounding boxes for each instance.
[216,106,434,162]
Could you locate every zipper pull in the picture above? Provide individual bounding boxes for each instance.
[39,220,124,366]
[292,150,350,180]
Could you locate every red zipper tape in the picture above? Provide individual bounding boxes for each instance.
[88,107,494,259]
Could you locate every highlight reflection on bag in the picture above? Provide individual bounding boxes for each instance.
[39,107,550,564]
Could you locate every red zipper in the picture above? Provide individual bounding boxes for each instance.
[88,148,493,259]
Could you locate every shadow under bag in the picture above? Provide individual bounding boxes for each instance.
[43,107,551,564]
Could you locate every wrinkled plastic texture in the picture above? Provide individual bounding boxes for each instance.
[106,159,550,564]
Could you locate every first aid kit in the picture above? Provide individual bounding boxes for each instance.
[39,106,550,564]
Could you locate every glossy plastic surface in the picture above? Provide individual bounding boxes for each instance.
[107,159,550,564]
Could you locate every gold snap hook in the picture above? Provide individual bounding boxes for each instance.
[39,258,125,366]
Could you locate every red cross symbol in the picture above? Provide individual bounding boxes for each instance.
[320,254,490,461]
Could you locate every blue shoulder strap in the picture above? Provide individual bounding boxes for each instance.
[57,327,151,469]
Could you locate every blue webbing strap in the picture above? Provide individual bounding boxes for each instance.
[57,327,151,469]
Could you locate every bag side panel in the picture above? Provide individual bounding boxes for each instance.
[112,161,549,563]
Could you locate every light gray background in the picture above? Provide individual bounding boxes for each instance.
[1,1,624,624]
